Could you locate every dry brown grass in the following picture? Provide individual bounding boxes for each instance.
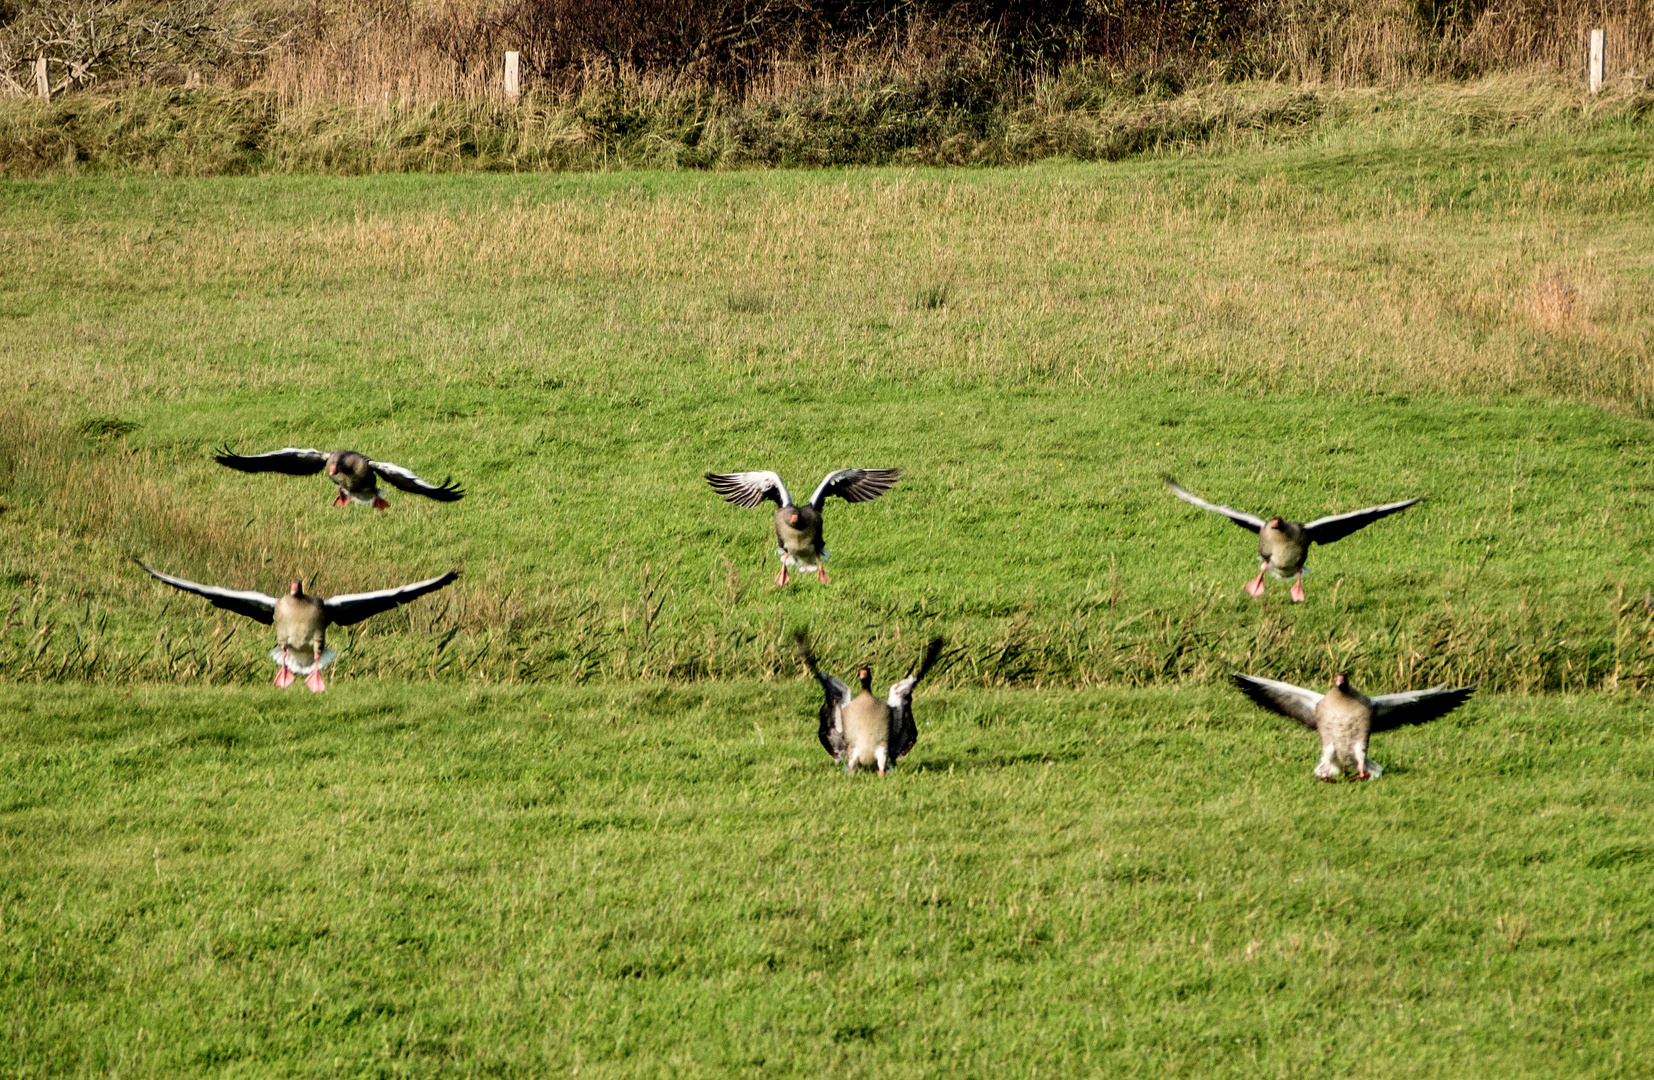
[7,0,1654,108]
[1529,267,1582,331]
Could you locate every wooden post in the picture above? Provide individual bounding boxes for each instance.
[504,51,520,100]
[1588,29,1605,94]
[34,57,49,99]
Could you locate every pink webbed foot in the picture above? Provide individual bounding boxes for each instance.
[371,495,390,511]
[816,567,831,584]
[775,566,790,587]
[274,661,296,689]
[332,490,350,508]
[1244,571,1267,598]
[305,668,327,693]
[1290,578,1306,603]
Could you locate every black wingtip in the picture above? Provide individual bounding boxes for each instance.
[1229,672,1271,706]
[703,472,743,504]
[912,636,947,683]
[431,478,466,502]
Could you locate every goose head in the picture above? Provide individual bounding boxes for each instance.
[288,580,305,597]
[858,666,873,693]
[1266,516,1284,529]
[785,508,802,527]
[1332,672,1351,690]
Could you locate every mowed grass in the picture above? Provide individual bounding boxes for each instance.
[2,682,1652,1077]
[1,125,1654,689]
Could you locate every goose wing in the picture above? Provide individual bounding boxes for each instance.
[886,637,945,762]
[1303,498,1422,545]
[214,446,329,475]
[1231,674,1323,730]
[135,561,277,625]
[706,471,791,509]
[371,460,465,502]
[323,569,460,626]
[807,469,902,510]
[1367,685,1475,733]
[795,630,851,760]
[1164,477,1266,533]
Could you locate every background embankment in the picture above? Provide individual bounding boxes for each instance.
[0,0,1651,175]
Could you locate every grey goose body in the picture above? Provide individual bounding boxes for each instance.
[1164,477,1420,602]
[136,561,459,692]
[706,469,901,586]
[216,447,464,509]
[796,632,944,774]
[1232,672,1475,780]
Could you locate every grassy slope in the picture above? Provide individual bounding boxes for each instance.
[1,125,1653,688]
[3,682,1651,1077]
[0,75,1647,178]
[2,100,1654,1079]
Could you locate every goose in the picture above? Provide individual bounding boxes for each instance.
[705,469,901,585]
[215,447,464,508]
[795,631,944,774]
[1164,477,1420,602]
[135,561,459,693]
[1232,672,1474,781]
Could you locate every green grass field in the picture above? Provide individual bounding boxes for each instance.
[2,110,1654,1075]
[4,683,1653,1077]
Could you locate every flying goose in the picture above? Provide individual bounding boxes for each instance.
[215,447,464,508]
[136,561,459,693]
[1232,672,1474,780]
[795,631,944,775]
[705,469,901,586]
[1164,477,1420,602]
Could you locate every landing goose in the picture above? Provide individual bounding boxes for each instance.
[1232,672,1474,780]
[795,631,944,774]
[1165,477,1419,602]
[216,447,464,508]
[136,561,459,693]
[706,469,901,585]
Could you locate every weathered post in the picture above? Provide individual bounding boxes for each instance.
[504,50,521,100]
[1588,29,1605,94]
[34,57,49,99]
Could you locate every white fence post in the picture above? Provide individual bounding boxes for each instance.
[1588,29,1605,94]
[34,57,49,99]
[504,51,521,100]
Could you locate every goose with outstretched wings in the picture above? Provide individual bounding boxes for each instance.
[1232,672,1474,780]
[795,631,944,774]
[1165,476,1420,602]
[136,561,459,693]
[705,468,901,586]
[216,447,464,509]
